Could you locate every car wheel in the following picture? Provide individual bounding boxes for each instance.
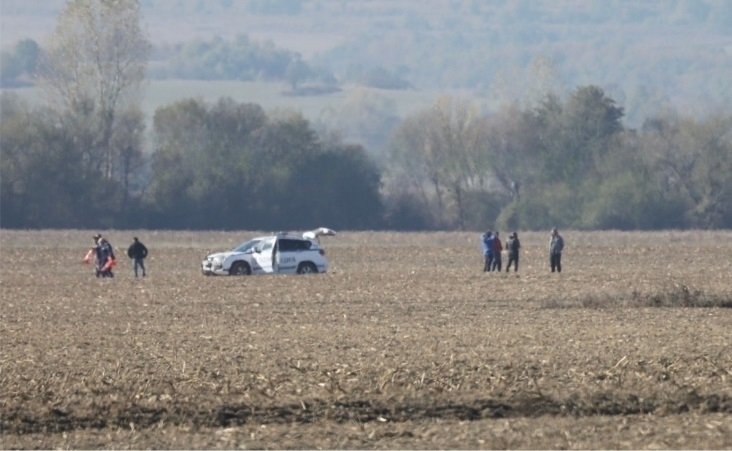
[297,262,318,274]
[229,261,251,276]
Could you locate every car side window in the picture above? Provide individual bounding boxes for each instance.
[255,239,274,252]
[278,239,296,252]
[278,239,311,252]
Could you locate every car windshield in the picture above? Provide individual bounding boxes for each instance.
[232,239,261,253]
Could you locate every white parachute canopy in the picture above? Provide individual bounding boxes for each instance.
[303,227,337,243]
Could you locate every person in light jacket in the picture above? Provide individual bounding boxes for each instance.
[549,228,564,273]
[505,232,521,272]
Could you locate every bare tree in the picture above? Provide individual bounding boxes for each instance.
[39,0,150,180]
[430,96,484,230]
[640,113,732,227]
[386,96,486,229]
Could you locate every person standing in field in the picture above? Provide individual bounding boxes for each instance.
[549,228,564,273]
[505,232,521,272]
[481,230,495,272]
[127,237,148,278]
[491,231,503,271]
[91,234,116,278]
[83,235,101,275]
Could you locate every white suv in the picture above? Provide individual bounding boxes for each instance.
[201,228,335,276]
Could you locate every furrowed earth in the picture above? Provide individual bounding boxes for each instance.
[1,230,731,449]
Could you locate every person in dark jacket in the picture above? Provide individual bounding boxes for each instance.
[549,228,564,273]
[93,234,116,278]
[127,237,148,277]
[481,230,494,272]
[491,231,503,271]
[505,232,521,272]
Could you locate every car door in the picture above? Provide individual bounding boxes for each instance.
[275,238,300,274]
[251,237,275,274]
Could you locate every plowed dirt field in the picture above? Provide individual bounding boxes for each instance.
[1,229,731,449]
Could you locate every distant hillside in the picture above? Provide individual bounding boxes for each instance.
[1,0,731,125]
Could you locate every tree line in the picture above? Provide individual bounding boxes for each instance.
[383,91,732,231]
[1,0,731,231]
[3,84,731,231]
[0,90,385,230]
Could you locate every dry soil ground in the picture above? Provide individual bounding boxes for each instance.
[1,229,731,449]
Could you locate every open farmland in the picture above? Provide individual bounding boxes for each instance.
[1,229,731,449]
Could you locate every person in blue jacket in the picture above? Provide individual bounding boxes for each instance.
[481,230,495,272]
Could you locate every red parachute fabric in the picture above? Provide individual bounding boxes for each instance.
[82,249,94,264]
[101,257,116,272]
